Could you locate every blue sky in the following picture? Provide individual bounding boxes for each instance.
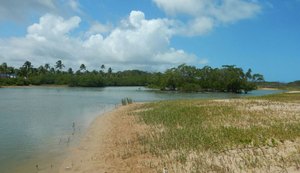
[0,0,299,82]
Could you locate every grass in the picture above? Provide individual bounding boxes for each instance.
[249,92,300,102]
[132,93,300,172]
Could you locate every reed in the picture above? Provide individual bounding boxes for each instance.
[121,97,133,105]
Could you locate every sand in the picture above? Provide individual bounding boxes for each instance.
[59,103,157,173]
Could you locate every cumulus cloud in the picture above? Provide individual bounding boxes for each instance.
[0,11,198,71]
[85,22,113,37]
[153,0,261,36]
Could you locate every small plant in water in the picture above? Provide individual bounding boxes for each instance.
[121,97,133,105]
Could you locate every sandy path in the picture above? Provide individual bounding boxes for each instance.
[59,103,157,173]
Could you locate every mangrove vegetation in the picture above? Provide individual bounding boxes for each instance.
[0,60,265,93]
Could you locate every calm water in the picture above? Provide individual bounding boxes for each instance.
[0,87,283,173]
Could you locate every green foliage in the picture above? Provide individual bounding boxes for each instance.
[180,83,202,92]
[0,61,263,93]
[69,74,104,87]
[0,77,29,86]
[153,64,260,93]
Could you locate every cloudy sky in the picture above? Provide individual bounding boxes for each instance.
[0,0,299,82]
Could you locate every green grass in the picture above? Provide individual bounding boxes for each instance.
[137,99,300,153]
[133,93,300,171]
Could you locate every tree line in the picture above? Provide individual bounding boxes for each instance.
[0,60,264,93]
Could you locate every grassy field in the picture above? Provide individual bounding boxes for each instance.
[133,93,300,172]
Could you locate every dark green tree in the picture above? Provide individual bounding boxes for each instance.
[80,64,86,72]
[68,68,74,74]
[55,60,65,72]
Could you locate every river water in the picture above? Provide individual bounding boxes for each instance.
[0,86,282,173]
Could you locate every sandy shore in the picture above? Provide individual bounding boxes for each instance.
[286,91,300,94]
[59,103,157,173]
[257,87,279,90]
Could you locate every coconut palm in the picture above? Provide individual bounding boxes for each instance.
[55,60,65,72]
[80,64,86,72]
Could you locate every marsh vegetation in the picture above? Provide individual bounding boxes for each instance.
[129,93,300,172]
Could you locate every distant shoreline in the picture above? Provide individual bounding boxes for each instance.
[257,87,280,90]
[0,84,69,88]
[1,85,286,93]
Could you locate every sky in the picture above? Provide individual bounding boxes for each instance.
[0,0,299,82]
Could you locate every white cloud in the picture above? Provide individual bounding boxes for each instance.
[153,0,261,36]
[199,58,209,65]
[68,0,81,13]
[85,22,112,37]
[0,12,197,71]
[27,14,81,40]
[0,0,81,21]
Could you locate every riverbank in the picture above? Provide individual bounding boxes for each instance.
[59,103,156,173]
[59,92,300,172]
[0,84,69,88]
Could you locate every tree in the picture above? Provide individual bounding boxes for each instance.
[252,74,264,82]
[38,66,46,75]
[0,63,8,73]
[101,64,105,70]
[68,68,74,74]
[20,61,33,78]
[245,68,252,80]
[50,67,55,74]
[44,63,50,71]
[55,60,65,72]
[80,64,86,72]
[108,67,112,74]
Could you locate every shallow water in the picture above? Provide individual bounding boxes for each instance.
[0,86,283,173]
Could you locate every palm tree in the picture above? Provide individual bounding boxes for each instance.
[44,63,50,71]
[68,68,74,74]
[22,61,33,78]
[1,63,8,74]
[101,64,105,70]
[55,60,65,72]
[108,67,112,74]
[38,66,46,75]
[80,64,86,72]
[50,67,55,74]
